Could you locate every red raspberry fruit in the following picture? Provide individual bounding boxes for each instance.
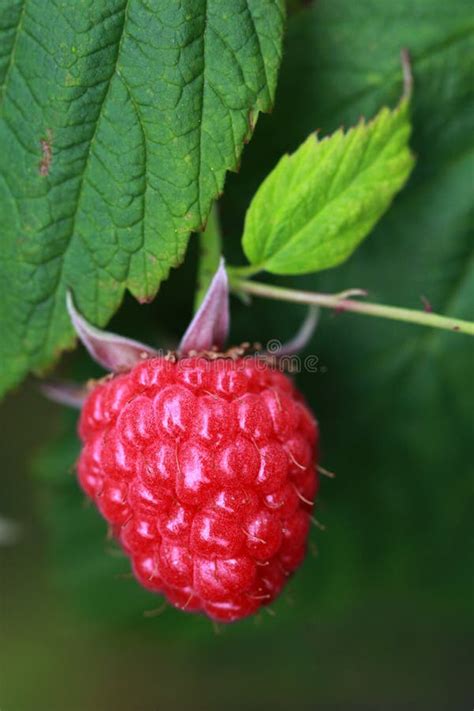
[77,356,319,622]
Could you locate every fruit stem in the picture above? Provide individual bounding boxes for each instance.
[194,203,222,311]
[230,278,474,336]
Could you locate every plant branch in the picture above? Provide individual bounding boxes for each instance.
[194,203,222,312]
[231,278,474,336]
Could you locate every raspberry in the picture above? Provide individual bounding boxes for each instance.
[77,356,319,622]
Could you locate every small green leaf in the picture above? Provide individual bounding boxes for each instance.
[241,98,414,275]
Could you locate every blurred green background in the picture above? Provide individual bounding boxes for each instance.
[1,1,473,709]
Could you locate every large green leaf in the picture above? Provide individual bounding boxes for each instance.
[242,100,414,275]
[0,0,284,396]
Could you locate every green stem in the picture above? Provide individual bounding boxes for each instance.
[229,263,262,279]
[194,203,222,311]
[231,278,474,336]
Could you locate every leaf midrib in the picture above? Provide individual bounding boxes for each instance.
[0,0,27,111]
[42,0,130,349]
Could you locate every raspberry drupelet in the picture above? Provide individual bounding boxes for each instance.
[77,355,319,622]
